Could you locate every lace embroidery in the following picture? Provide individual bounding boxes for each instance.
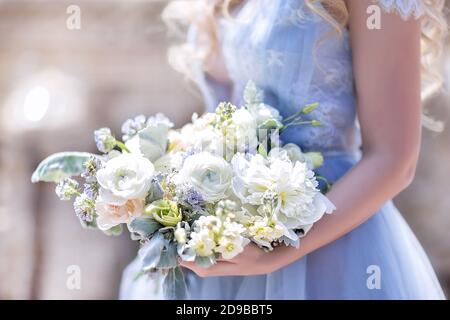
[377,0,425,20]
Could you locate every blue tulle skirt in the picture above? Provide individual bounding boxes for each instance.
[119,152,445,299]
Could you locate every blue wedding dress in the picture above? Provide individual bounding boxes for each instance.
[120,0,445,299]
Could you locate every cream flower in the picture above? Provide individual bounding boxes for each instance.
[215,221,249,259]
[188,229,216,257]
[95,199,143,231]
[96,153,154,205]
[178,152,232,203]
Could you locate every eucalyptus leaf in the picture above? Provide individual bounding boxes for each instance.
[157,241,178,269]
[129,217,162,239]
[145,179,164,204]
[163,267,187,300]
[31,152,95,183]
[139,233,166,271]
[137,125,169,162]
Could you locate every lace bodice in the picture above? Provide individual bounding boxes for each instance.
[193,0,426,154]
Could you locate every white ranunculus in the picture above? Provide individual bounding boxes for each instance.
[231,152,335,230]
[223,108,258,153]
[96,153,154,205]
[178,152,232,202]
[247,103,282,127]
[95,198,143,231]
[153,152,183,173]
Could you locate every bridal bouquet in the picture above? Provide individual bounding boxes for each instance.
[32,82,335,298]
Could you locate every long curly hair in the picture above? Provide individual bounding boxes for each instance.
[162,0,448,130]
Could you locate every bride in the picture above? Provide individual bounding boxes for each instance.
[121,0,447,299]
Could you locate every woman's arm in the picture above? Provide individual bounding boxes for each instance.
[181,0,422,276]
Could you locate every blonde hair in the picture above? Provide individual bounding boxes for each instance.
[163,0,448,130]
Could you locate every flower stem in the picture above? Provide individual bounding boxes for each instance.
[116,141,130,153]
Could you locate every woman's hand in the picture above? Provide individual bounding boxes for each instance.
[180,243,281,277]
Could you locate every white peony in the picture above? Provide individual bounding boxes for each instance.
[178,152,232,203]
[96,153,154,205]
[231,152,335,230]
[95,198,143,231]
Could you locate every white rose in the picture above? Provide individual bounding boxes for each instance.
[95,199,143,231]
[178,152,232,202]
[96,153,154,205]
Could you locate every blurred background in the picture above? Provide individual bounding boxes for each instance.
[0,0,449,299]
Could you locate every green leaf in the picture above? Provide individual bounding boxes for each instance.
[157,241,178,269]
[102,224,123,236]
[31,152,95,183]
[129,217,162,240]
[163,267,187,300]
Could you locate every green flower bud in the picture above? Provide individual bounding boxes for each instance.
[145,199,181,227]
[302,103,318,114]
[311,120,322,126]
[305,152,324,169]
